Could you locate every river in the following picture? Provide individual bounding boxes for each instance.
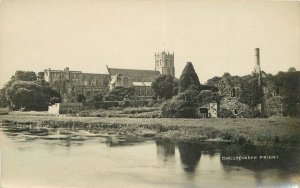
[0,126,299,188]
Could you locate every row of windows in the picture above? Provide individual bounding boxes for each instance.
[49,72,108,81]
[72,89,102,97]
[155,59,174,67]
[134,86,152,96]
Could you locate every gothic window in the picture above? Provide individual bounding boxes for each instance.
[273,87,280,96]
[135,87,139,96]
[231,88,237,97]
[234,109,238,115]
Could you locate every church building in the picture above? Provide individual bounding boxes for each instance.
[43,51,175,102]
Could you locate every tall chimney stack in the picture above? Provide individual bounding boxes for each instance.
[255,48,262,86]
[254,48,264,116]
[255,48,260,66]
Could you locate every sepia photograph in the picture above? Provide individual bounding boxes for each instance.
[0,0,299,187]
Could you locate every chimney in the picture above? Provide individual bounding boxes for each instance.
[255,48,262,86]
[255,48,260,66]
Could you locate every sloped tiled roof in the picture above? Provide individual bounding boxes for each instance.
[107,67,160,77]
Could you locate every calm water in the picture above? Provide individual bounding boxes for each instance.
[0,126,299,188]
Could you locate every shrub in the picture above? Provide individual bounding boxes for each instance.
[218,108,235,118]
[161,99,197,118]
[104,87,134,101]
[239,107,261,118]
[151,74,175,99]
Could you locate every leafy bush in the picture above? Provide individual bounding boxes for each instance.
[103,87,134,101]
[218,108,235,118]
[197,90,220,106]
[161,99,197,118]
[151,74,175,99]
[176,90,199,103]
[239,107,261,118]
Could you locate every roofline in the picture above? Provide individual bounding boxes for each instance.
[107,67,160,73]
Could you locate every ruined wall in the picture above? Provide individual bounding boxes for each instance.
[220,97,260,118]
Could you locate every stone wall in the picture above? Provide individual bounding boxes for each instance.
[48,103,84,115]
[264,96,283,117]
[220,97,260,118]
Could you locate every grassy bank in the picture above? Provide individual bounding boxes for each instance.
[0,115,299,146]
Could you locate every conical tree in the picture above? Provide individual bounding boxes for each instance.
[178,62,201,92]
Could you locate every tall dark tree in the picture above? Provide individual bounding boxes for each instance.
[275,70,300,116]
[151,74,174,99]
[178,62,201,92]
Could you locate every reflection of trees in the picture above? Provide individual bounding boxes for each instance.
[156,140,175,162]
[220,144,300,185]
[178,143,202,173]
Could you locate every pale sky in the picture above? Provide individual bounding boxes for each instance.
[0,0,299,87]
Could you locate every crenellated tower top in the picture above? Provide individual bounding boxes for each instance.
[155,51,175,77]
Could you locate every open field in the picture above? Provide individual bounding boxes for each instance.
[0,114,299,146]
[0,108,9,115]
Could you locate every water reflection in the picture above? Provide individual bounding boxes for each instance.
[178,143,202,173]
[156,140,175,162]
[155,139,300,184]
[1,124,300,188]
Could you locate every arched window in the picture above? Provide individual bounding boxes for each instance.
[234,109,238,115]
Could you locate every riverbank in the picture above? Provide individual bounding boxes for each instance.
[0,115,299,146]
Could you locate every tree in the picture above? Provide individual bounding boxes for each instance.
[288,67,296,72]
[206,76,222,88]
[14,71,37,81]
[6,81,47,110]
[275,70,300,116]
[197,90,220,106]
[0,88,9,107]
[161,90,199,118]
[178,62,201,92]
[104,87,135,101]
[151,74,174,99]
[2,71,61,111]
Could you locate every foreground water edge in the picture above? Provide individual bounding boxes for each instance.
[1,115,300,146]
[0,123,299,188]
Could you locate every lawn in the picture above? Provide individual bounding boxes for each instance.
[0,114,299,146]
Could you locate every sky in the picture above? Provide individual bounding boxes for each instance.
[0,0,299,87]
